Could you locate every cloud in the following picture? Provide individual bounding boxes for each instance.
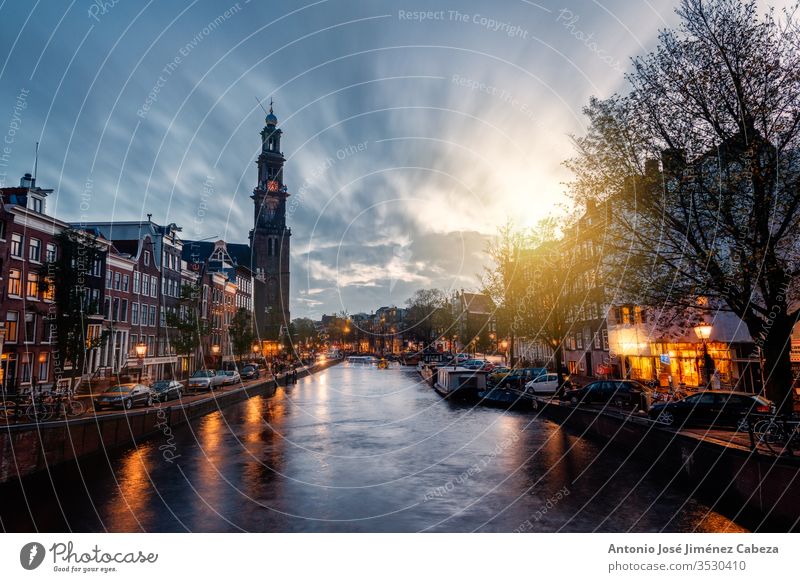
[0,0,684,316]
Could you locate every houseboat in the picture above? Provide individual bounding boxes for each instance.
[434,366,488,398]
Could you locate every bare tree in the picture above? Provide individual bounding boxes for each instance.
[567,0,800,411]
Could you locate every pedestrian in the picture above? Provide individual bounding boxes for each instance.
[292,368,298,384]
[711,369,721,390]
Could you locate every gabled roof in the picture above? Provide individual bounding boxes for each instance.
[182,240,251,267]
[460,292,494,315]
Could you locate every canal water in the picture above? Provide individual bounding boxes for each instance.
[0,364,746,532]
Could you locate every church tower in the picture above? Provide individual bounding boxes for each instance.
[250,101,291,341]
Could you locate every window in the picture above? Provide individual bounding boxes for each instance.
[26,273,39,298]
[106,270,112,289]
[24,312,36,342]
[46,243,57,262]
[131,302,139,325]
[29,196,43,213]
[122,274,129,292]
[576,333,583,350]
[141,273,148,294]
[594,330,601,350]
[29,239,41,262]
[602,329,609,351]
[121,299,128,322]
[37,353,49,381]
[20,353,31,384]
[147,335,155,356]
[0,220,5,240]
[150,277,157,298]
[5,311,18,342]
[114,272,121,290]
[8,269,22,296]
[621,306,632,325]
[149,305,157,327]
[130,334,138,353]
[144,251,150,266]
[113,298,120,322]
[91,259,102,277]
[91,288,101,314]
[159,307,166,327]
[10,233,23,257]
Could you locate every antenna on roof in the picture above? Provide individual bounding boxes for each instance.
[33,141,39,182]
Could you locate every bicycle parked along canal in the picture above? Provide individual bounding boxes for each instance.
[1,391,87,423]
[751,415,800,456]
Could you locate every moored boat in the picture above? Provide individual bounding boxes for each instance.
[478,386,528,409]
[434,366,488,398]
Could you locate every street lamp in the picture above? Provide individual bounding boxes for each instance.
[694,324,713,387]
[211,344,220,370]
[135,342,147,383]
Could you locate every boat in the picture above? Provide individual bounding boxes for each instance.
[347,355,378,366]
[415,350,451,374]
[420,365,437,386]
[434,366,488,398]
[478,386,529,409]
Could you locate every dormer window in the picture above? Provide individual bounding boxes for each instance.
[28,195,43,214]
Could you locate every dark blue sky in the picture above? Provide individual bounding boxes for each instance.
[3,0,773,318]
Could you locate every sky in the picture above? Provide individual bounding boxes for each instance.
[0,0,787,318]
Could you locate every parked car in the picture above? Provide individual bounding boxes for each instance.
[150,380,183,402]
[524,373,568,395]
[187,369,225,391]
[461,359,487,370]
[648,390,774,428]
[241,364,260,380]
[561,379,654,411]
[496,367,548,390]
[487,366,512,385]
[217,370,241,385]
[94,384,153,410]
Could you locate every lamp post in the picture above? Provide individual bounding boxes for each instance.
[211,344,220,370]
[694,324,713,388]
[135,342,147,383]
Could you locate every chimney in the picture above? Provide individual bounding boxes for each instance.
[20,173,34,188]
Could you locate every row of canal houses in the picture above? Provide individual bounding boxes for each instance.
[515,187,766,393]
[0,173,254,394]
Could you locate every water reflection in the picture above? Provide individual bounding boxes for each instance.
[0,364,746,532]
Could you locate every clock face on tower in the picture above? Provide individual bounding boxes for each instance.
[267,179,279,192]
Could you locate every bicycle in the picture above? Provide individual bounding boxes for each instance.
[25,396,54,422]
[751,416,800,456]
[50,392,86,418]
[0,398,25,422]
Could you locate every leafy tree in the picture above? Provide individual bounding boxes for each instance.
[404,288,449,349]
[165,282,209,373]
[517,238,573,387]
[40,229,108,390]
[291,317,317,344]
[229,307,254,363]
[566,0,800,410]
